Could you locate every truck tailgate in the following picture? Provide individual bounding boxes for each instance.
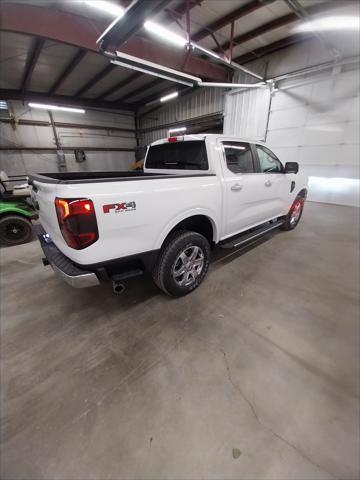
[31,180,64,250]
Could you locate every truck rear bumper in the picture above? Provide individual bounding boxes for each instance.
[34,225,100,288]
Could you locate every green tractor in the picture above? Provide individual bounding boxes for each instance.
[0,172,37,246]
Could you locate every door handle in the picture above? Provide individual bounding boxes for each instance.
[264,180,272,187]
[231,183,243,191]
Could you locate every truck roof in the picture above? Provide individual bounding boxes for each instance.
[150,134,267,146]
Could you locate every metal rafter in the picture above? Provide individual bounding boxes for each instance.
[233,33,312,65]
[283,0,341,58]
[96,72,143,99]
[0,3,228,82]
[116,78,163,103]
[74,64,116,97]
[192,0,276,42]
[98,0,173,50]
[215,1,350,53]
[21,37,45,94]
[173,0,202,17]
[48,49,87,95]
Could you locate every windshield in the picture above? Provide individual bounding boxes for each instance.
[146,141,208,170]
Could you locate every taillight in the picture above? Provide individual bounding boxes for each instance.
[55,198,98,249]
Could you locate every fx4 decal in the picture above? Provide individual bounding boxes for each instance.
[103,201,136,214]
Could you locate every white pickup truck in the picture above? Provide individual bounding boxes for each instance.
[30,134,308,296]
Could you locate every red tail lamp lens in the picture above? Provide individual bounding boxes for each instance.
[55,198,98,249]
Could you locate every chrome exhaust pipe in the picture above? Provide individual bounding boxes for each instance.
[112,281,125,294]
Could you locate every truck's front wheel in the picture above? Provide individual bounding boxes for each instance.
[153,231,210,296]
[280,195,305,231]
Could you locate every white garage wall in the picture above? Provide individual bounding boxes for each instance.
[0,101,136,175]
[224,38,360,207]
[138,87,224,145]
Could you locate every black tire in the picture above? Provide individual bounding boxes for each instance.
[153,231,211,297]
[0,215,33,246]
[280,196,305,231]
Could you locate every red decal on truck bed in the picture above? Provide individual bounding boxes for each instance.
[103,202,136,214]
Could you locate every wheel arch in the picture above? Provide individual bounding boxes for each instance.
[157,212,218,250]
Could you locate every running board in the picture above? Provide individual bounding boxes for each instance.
[219,220,284,249]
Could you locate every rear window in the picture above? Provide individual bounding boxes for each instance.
[146,141,208,170]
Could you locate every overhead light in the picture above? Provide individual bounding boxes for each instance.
[29,103,85,114]
[295,15,360,33]
[112,52,200,87]
[0,100,8,110]
[160,92,178,102]
[169,126,187,133]
[198,81,267,88]
[84,0,124,17]
[191,44,221,60]
[144,20,187,47]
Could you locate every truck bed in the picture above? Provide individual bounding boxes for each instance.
[29,171,214,185]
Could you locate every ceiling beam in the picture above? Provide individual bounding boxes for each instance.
[48,49,87,95]
[0,89,135,111]
[217,13,298,52]
[74,64,116,97]
[162,0,202,32]
[215,1,348,52]
[192,0,275,42]
[96,72,143,99]
[0,3,228,81]
[233,33,313,65]
[21,37,45,94]
[98,0,173,50]
[172,0,202,17]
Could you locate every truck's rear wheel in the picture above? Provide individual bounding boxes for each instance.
[281,196,305,231]
[153,231,210,296]
[0,215,33,246]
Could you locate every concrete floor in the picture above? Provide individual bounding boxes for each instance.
[0,202,359,480]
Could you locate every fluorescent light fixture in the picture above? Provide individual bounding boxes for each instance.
[84,0,124,17]
[191,43,221,60]
[169,126,187,133]
[295,15,360,33]
[198,81,267,88]
[160,92,178,102]
[144,20,187,47]
[29,103,85,114]
[0,100,8,110]
[112,52,201,87]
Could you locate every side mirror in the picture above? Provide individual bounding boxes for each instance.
[284,162,299,174]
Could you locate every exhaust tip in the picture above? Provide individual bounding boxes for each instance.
[113,282,125,294]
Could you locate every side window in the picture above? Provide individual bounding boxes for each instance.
[256,145,283,173]
[222,142,254,174]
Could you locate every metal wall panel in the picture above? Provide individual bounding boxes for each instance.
[267,66,360,206]
[0,101,136,175]
[223,39,360,206]
[139,87,225,145]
